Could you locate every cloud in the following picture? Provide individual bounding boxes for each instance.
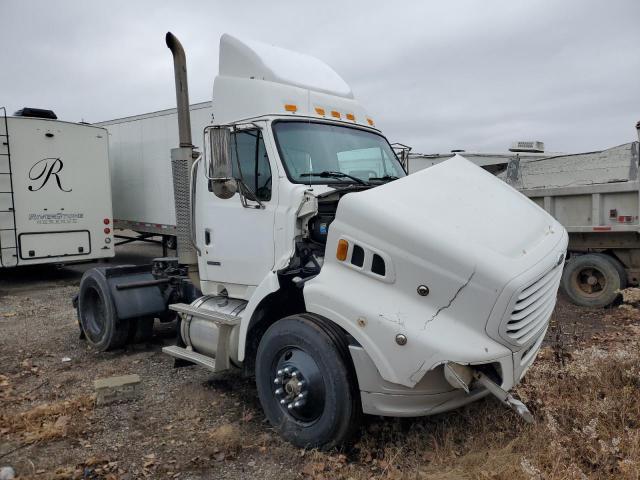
[1,0,638,153]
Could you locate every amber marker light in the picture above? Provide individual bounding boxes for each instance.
[336,239,349,261]
[366,117,375,126]
[346,113,355,121]
[315,107,326,116]
[331,110,341,119]
[284,104,298,112]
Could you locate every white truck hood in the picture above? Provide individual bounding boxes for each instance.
[304,155,567,387]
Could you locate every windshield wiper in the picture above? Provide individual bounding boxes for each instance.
[369,175,399,182]
[300,171,368,185]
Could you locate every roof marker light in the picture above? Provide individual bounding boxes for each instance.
[366,117,375,126]
[336,239,349,261]
[284,104,298,113]
[315,107,325,116]
[331,110,341,119]
[346,113,355,121]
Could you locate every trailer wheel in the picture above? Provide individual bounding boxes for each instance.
[561,253,627,308]
[255,314,360,449]
[78,269,129,351]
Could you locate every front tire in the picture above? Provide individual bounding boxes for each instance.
[255,314,360,449]
[561,253,627,307]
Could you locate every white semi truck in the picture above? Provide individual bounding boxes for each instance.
[0,108,114,268]
[76,33,568,448]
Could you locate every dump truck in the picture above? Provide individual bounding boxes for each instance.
[76,33,568,448]
[503,135,640,308]
[0,107,114,268]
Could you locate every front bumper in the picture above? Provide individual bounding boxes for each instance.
[350,330,546,417]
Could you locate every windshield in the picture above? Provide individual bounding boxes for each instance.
[272,121,406,184]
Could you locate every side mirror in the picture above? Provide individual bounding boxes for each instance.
[207,126,237,199]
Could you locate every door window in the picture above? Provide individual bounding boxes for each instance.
[231,130,272,201]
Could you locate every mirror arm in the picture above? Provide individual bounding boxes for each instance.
[237,179,265,210]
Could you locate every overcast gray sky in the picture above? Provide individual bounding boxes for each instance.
[1,0,639,154]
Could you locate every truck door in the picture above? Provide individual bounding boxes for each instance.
[198,128,276,288]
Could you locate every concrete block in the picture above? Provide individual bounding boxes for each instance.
[94,374,141,405]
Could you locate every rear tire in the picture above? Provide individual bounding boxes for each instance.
[561,253,627,307]
[255,314,360,449]
[78,269,129,351]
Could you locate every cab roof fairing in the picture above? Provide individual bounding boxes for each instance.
[212,34,372,128]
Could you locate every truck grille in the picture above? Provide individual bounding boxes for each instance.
[506,263,563,345]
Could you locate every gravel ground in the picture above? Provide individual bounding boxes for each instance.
[0,241,637,479]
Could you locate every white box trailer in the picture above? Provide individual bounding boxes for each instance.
[96,102,212,241]
[0,108,114,268]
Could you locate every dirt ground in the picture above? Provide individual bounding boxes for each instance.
[1,242,639,479]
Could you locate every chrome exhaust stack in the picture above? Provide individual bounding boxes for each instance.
[166,32,199,286]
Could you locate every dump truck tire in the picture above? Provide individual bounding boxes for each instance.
[561,253,627,308]
[255,314,360,449]
[78,269,130,351]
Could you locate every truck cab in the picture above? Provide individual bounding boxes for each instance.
[76,33,568,448]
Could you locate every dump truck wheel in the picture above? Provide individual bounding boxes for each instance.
[78,269,129,351]
[561,253,627,308]
[255,314,360,449]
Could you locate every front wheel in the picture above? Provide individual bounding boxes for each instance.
[561,253,627,307]
[255,314,360,449]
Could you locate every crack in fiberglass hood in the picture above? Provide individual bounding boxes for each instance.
[304,155,567,387]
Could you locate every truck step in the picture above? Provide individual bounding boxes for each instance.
[169,303,241,326]
[162,345,217,372]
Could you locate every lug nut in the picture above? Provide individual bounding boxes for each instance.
[283,367,291,374]
[280,399,287,405]
[275,388,284,395]
[297,381,304,388]
[277,369,283,376]
[287,403,294,410]
[274,378,281,385]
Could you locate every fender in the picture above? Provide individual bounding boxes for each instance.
[86,265,168,321]
[236,271,281,361]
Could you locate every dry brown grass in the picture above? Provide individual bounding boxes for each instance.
[302,323,640,480]
[0,395,94,444]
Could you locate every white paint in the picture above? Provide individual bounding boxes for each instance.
[304,155,568,387]
[0,117,113,268]
[219,34,352,98]
[97,102,212,231]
